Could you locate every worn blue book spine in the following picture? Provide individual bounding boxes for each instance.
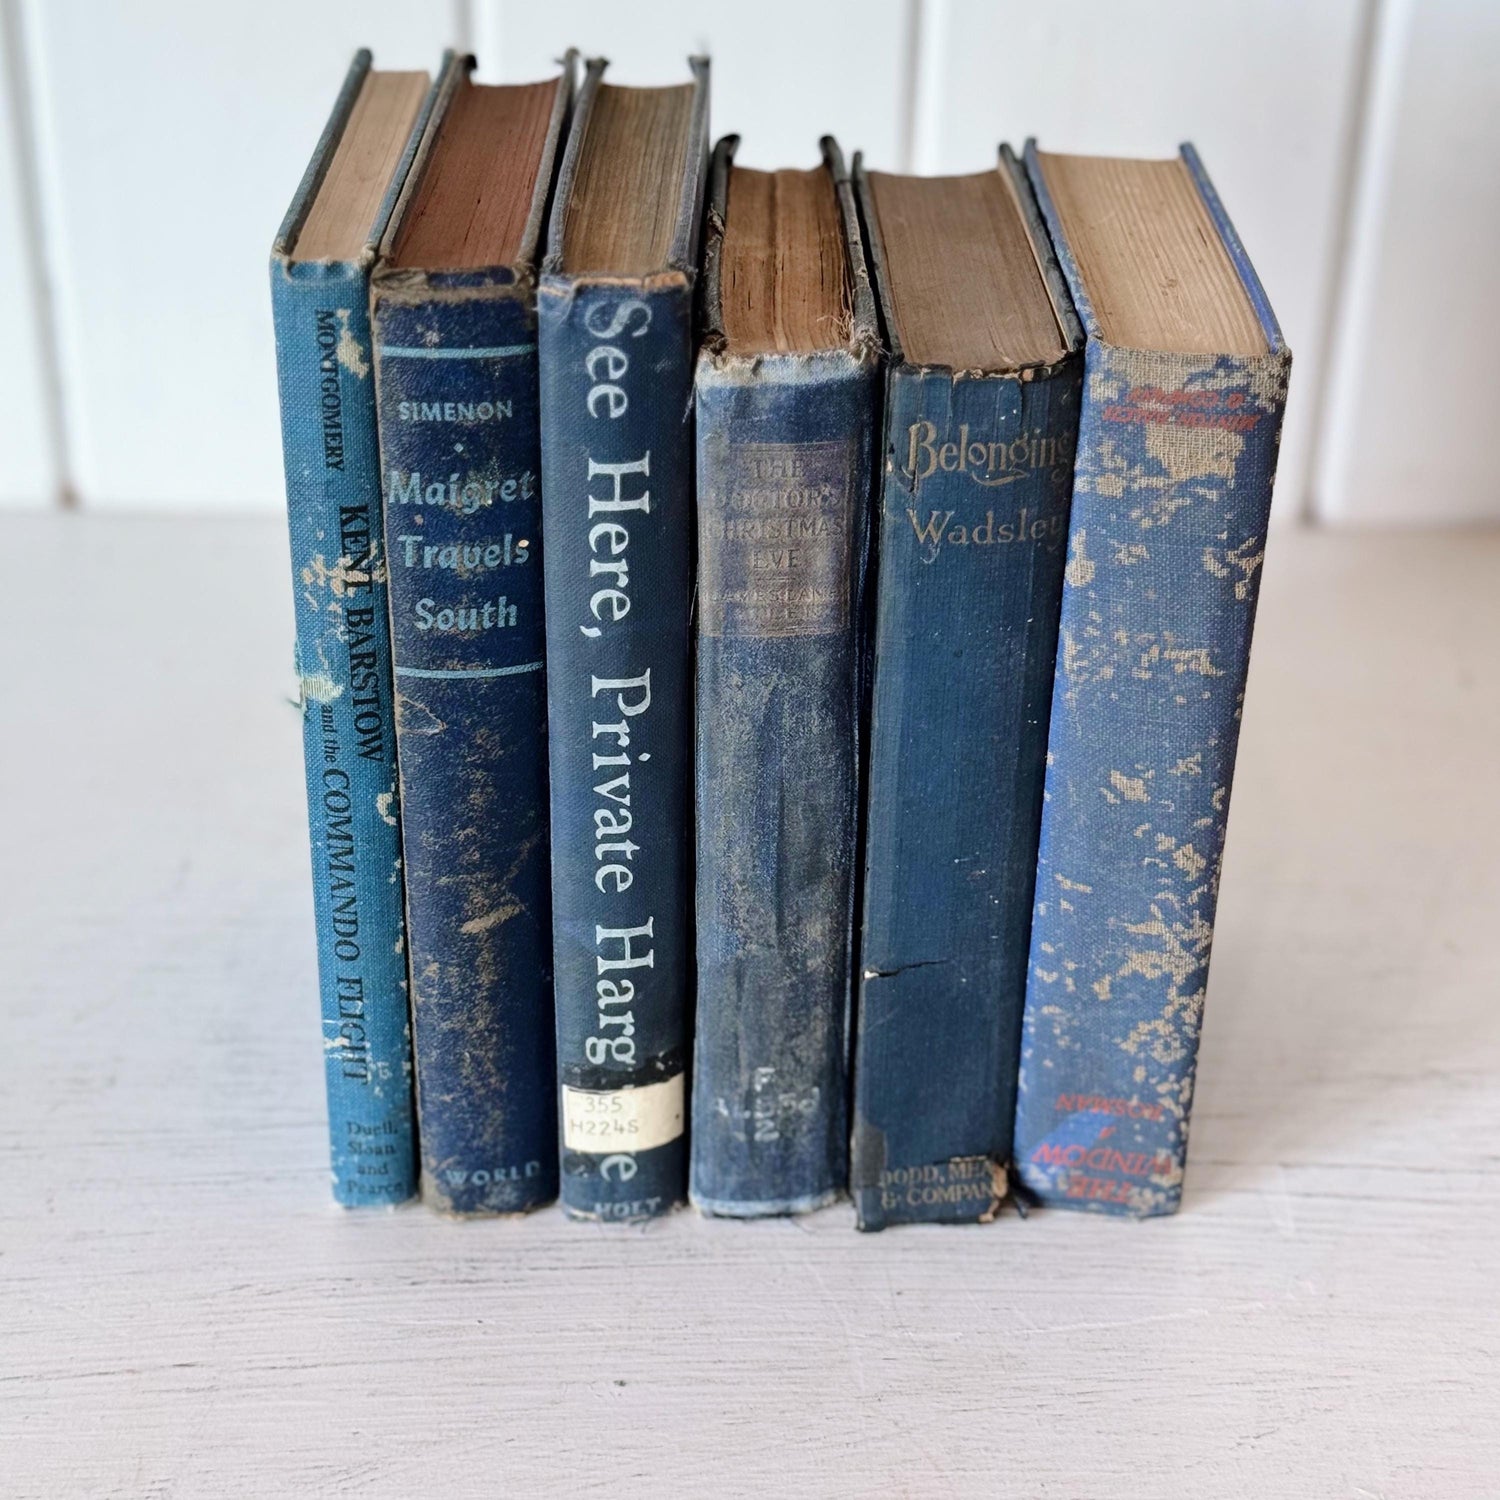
[689,139,880,1217]
[1013,142,1292,1216]
[367,58,571,1217]
[537,275,696,1221]
[850,152,1083,1230]
[537,58,707,1222]
[269,53,426,1207]
[370,280,557,1214]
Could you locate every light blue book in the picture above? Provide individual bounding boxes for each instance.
[269,54,438,1205]
[1014,143,1291,1215]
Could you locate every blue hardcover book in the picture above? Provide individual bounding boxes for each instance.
[1014,143,1291,1215]
[850,150,1084,1230]
[271,54,437,1207]
[690,138,880,1217]
[369,55,574,1215]
[538,58,710,1221]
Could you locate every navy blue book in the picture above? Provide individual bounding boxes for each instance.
[1014,144,1290,1216]
[690,138,880,1217]
[538,58,710,1221]
[271,54,437,1207]
[850,150,1084,1230]
[369,55,574,1216]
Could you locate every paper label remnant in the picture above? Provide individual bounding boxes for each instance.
[561,1075,685,1153]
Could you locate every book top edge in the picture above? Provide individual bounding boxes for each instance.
[852,147,1084,379]
[696,133,880,368]
[541,55,711,281]
[273,49,445,270]
[1022,138,1288,359]
[373,52,577,283]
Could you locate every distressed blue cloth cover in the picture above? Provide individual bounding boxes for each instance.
[1013,143,1291,1215]
[368,58,572,1215]
[689,138,879,1216]
[538,59,710,1221]
[269,52,433,1207]
[850,151,1084,1229]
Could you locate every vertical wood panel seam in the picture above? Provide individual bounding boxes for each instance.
[1312,0,1413,524]
[451,0,474,57]
[0,0,74,508]
[1296,0,1383,527]
[896,0,923,171]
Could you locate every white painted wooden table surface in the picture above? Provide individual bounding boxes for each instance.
[3,515,1497,1498]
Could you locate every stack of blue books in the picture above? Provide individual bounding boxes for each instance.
[271,49,1289,1228]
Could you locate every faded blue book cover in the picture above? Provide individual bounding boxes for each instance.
[851,150,1084,1229]
[538,58,709,1221]
[370,58,574,1215]
[690,138,880,1217]
[1014,142,1291,1215]
[270,53,434,1206]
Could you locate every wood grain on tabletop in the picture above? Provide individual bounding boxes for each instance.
[1,514,1496,1498]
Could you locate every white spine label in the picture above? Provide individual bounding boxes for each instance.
[561,1075,685,1154]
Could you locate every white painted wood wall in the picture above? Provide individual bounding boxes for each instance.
[0,0,1493,521]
